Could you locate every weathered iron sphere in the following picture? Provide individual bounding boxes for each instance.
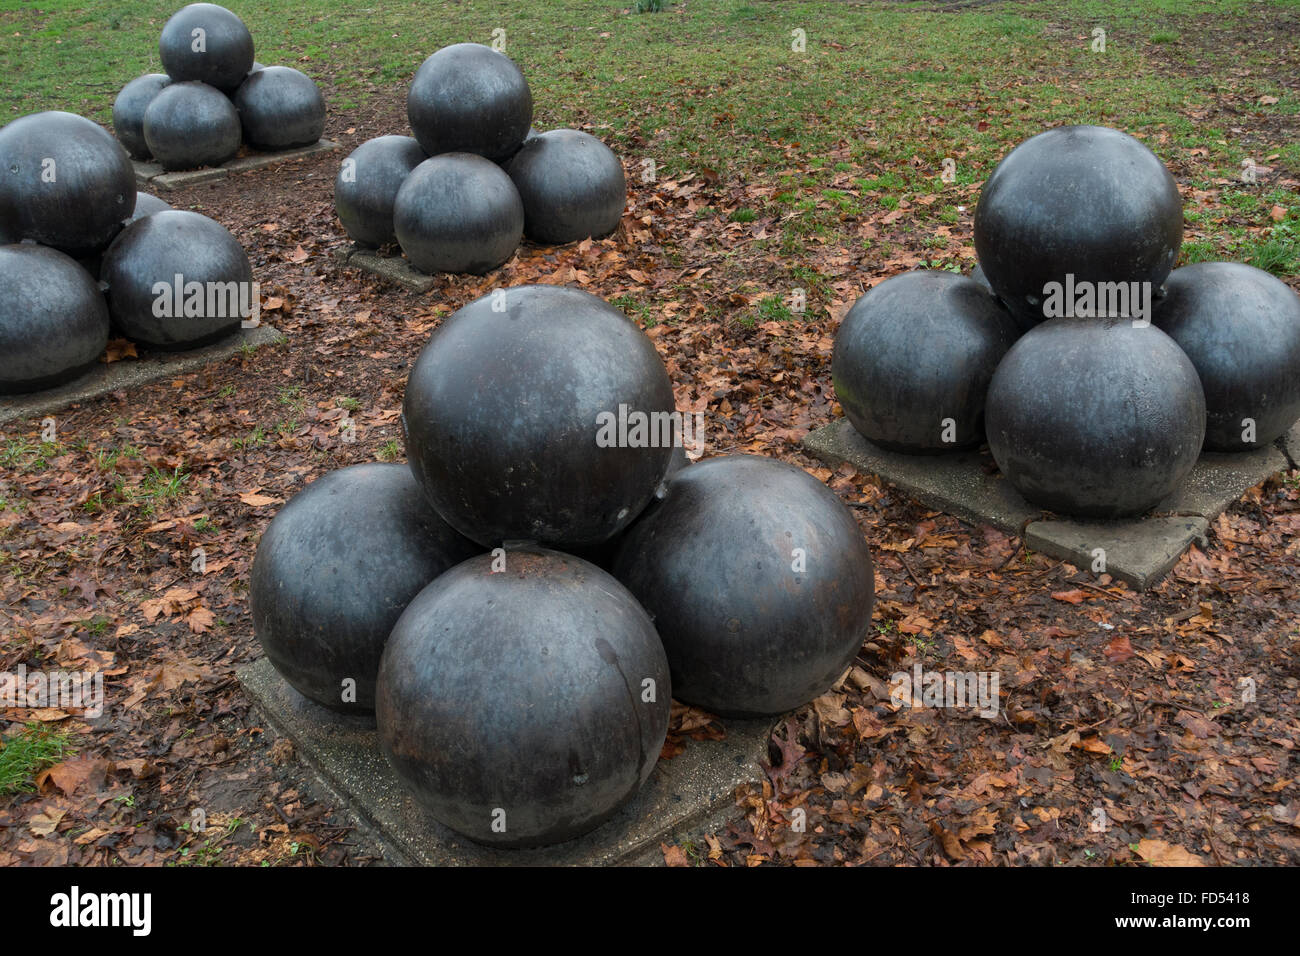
[143,81,241,171]
[392,153,523,274]
[406,43,533,161]
[832,270,1021,453]
[1154,261,1300,452]
[504,129,626,244]
[334,135,426,247]
[376,548,670,848]
[402,284,676,548]
[612,454,876,718]
[159,3,254,93]
[973,125,1183,330]
[985,318,1205,518]
[233,66,325,150]
[0,244,109,394]
[101,209,252,350]
[250,463,479,714]
[0,111,135,256]
[112,74,171,160]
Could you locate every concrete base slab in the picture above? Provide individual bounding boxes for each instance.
[804,418,1290,589]
[332,244,436,293]
[133,139,339,191]
[1281,422,1300,469]
[238,657,769,866]
[0,324,281,426]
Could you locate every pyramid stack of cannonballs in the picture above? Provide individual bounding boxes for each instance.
[832,124,1300,520]
[333,42,627,276]
[112,3,325,171]
[251,284,876,848]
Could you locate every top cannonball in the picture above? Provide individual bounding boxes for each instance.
[0,111,135,256]
[113,74,171,160]
[407,43,533,161]
[334,135,427,247]
[159,3,254,93]
[505,129,627,244]
[973,125,1183,330]
[233,66,326,150]
[1155,261,1300,451]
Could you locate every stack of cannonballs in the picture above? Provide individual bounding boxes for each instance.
[333,42,627,275]
[0,110,253,394]
[250,284,876,849]
[833,124,1300,520]
[113,3,325,171]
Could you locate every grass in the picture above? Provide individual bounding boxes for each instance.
[376,439,402,462]
[0,724,76,795]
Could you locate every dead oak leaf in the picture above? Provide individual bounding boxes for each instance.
[36,757,111,797]
[1134,839,1206,867]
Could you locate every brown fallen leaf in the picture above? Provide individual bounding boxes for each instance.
[1051,590,1088,605]
[1134,839,1205,867]
[36,757,111,797]
[661,843,690,867]
[1105,634,1134,663]
[239,492,282,507]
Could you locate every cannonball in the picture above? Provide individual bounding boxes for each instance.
[232,66,326,150]
[611,455,876,718]
[334,135,426,247]
[101,209,252,350]
[1154,261,1300,451]
[112,74,171,160]
[832,270,1021,453]
[985,318,1205,518]
[0,244,109,394]
[250,463,479,713]
[406,43,533,161]
[504,129,627,244]
[402,284,676,548]
[143,81,241,171]
[973,125,1183,330]
[0,111,135,256]
[376,548,670,848]
[392,153,523,274]
[159,3,254,93]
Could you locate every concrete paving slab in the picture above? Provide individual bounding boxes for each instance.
[238,657,769,866]
[333,244,437,293]
[0,324,282,426]
[133,139,339,191]
[1280,422,1300,469]
[1025,515,1210,590]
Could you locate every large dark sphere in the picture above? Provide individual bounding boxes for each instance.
[0,245,109,394]
[393,153,523,274]
[832,270,1021,453]
[403,284,676,548]
[376,548,670,848]
[101,209,252,350]
[112,74,171,160]
[158,3,254,93]
[504,129,626,244]
[1154,262,1300,452]
[973,125,1183,330]
[612,455,875,718]
[986,318,1205,518]
[143,81,241,171]
[406,43,533,161]
[0,111,135,256]
[233,66,326,150]
[250,463,479,714]
[334,135,426,247]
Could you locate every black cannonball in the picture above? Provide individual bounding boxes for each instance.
[0,244,109,394]
[0,111,135,256]
[612,455,876,718]
[376,548,670,848]
[159,3,254,93]
[973,125,1183,330]
[232,66,326,151]
[392,153,523,274]
[832,270,1021,453]
[143,81,241,171]
[250,463,479,714]
[985,318,1205,518]
[112,74,171,160]
[402,284,676,548]
[334,135,426,247]
[504,129,627,244]
[407,43,533,161]
[101,209,252,350]
[1154,261,1300,452]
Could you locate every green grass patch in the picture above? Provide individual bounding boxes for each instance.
[0,724,76,795]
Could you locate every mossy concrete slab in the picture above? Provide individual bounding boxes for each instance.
[133,139,339,191]
[332,244,437,293]
[238,657,769,867]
